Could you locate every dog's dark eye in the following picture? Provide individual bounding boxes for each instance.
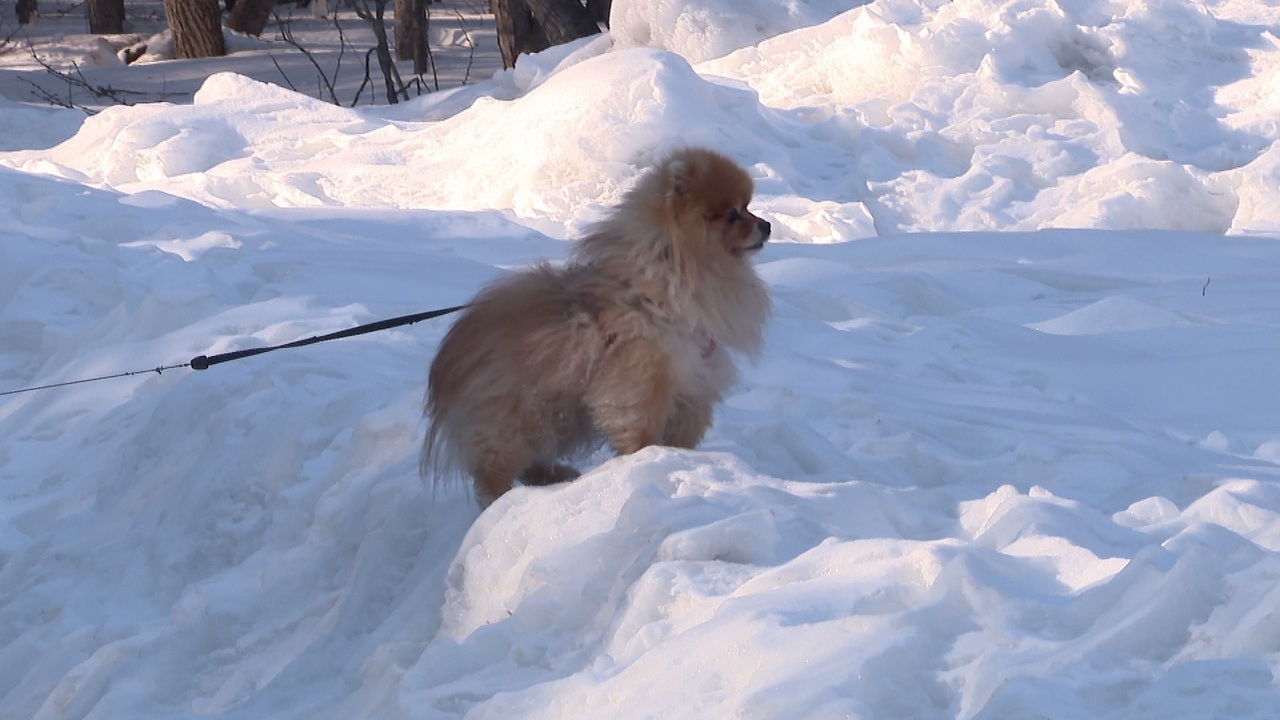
[726,208,742,223]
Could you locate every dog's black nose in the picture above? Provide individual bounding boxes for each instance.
[758,219,771,239]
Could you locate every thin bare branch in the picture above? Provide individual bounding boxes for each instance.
[272,9,341,105]
[21,44,180,114]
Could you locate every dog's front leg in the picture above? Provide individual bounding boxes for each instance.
[663,394,713,449]
[587,345,675,455]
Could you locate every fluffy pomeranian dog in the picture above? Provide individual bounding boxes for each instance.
[423,148,772,505]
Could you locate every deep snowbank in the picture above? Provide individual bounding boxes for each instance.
[3,0,1280,718]
[5,157,1280,718]
[7,0,1280,238]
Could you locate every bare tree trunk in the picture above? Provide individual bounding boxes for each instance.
[87,0,125,34]
[526,0,597,45]
[355,0,405,104]
[15,0,37,25]
[490,0,544,69]
[490,0,600,70]
[162,0,226,59]
[372,4,402,102]
[585,0,610,26]
[226,0,275,36]
[394,0,431,75]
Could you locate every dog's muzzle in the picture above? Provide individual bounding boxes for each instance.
[740,220,771,254]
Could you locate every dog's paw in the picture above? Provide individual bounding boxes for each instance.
[519,463,581,487]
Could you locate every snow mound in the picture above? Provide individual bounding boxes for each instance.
[1032,295,1207,335]
[3,0,1280,718]
[399,450,1280,719]
[610,0,858,63]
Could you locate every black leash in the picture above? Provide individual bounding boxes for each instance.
[0,304,469,398]
[0,364,192,397]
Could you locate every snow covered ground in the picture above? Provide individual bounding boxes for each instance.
[3,0,1280,718]
[0,0,497,125]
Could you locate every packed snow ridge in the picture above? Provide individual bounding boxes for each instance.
[2,0,1280,718]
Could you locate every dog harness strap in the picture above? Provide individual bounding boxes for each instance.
[703,336,717,359]
[579,290,617,347]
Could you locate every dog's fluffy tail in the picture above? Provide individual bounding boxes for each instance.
[420,382,469,495]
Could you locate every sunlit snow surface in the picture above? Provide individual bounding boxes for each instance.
[3,0,1280,718]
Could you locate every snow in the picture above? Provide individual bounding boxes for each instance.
[3,0,1280,718]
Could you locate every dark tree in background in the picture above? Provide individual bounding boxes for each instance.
[354,0,406,104]
[15,0,37,25]
[162,0,226,59]
[87,0,125,34]
[226,0,276,36]
[491,0,544,69]
[585,0,609,25]
[490,0,610,69]
[394,0,432,75]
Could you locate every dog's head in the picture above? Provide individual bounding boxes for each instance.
[660,148,771,261]
[574,147,773,354]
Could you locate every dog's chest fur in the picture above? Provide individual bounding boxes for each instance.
[572,272,730,396]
